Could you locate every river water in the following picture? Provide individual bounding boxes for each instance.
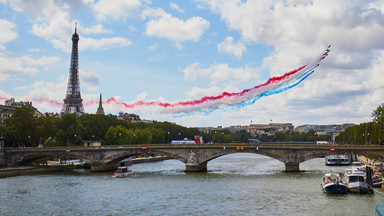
[1,153,383,216]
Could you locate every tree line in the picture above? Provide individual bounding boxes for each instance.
[5,105,374,148]
[335,104,384,145]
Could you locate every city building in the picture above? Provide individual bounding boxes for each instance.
[96,94,104,115]
[294,124,355,135]
[247,123,294,135]
[117,112,141,123]
[0,98,42,124]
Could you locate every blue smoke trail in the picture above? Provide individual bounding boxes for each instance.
[174,66,317,117]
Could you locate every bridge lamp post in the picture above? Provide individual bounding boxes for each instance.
[167,132,170,143]
[27,135,30,147]
[74,134,77,146]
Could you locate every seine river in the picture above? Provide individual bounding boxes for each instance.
[1,153,383,216]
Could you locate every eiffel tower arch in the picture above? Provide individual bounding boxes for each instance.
[61,24,85,115]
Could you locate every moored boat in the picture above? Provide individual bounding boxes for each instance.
[112,166,132,178]
[372,173,383,188]
[342,169,373,194]
[325,155,351,166]
[321,171,348,194]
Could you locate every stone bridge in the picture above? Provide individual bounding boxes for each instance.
[2,145,384,172]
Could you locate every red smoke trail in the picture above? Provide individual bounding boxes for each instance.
[29,98,63,106]
[102,65,306,108]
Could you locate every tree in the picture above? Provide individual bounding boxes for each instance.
[5,106,37,147]
[55,113,85,146]
[373,103,384,135]
[78,114,122,142]
[36,116,57,146]
[149,128,165,144]
[105,125,133,145]
[132,129,152,144]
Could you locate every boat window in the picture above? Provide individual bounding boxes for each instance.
[349,176,364,183]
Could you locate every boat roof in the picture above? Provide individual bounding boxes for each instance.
[324,172,340,177]
[344,171,365,176]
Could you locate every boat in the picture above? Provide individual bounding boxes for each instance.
[325,155,351,166]
[321,171,348,194]
[342,169,373,194]
[112,166,132,178]
[376,203,384,216]
[372,172,383,188]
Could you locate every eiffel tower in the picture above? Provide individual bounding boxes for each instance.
[61,24,85,114]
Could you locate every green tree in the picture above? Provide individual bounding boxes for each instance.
[5,106,37,147]
[105,125,132,145]
[373,103,384,139]
[149,127,165,144]
[78,114,123,142]
[132,129,152,144]
[55,113,85,146]
[36,116,57,146]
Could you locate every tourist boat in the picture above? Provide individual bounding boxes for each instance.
[342,169,373,194]
[372,172,383,188]
[321,171,348,194]
[324,155,351,166]
[112,166,132,178]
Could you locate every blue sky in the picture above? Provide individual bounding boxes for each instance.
[1,0,384,128]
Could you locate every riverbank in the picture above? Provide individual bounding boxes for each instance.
[358,155,383,167]
[130,155,170,164]
[0,156,170,178]
[0,165,80,178]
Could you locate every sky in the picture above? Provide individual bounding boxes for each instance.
[1,0,384,128]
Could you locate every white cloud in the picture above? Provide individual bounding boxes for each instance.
[186,86,239,98]
[183,62,260,86]
[0,19,17,50]
[148,44,158,51]
[80,37,132,51]
[0,55,60,82]
[136,91,148,101]
[81,24,112,34]
[144,9,209,44]
[27,48,43,52]
[217,36,246,58]
[80,70,100,85]
[170,2,184,13]
[90,0,142,21]
[5,1,131,52]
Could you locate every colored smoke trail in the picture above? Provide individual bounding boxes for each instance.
[28,98,63,106]
[2,46,330,115]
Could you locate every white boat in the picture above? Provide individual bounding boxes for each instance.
[342,169,373,194]
[372,172,383,188]
[112,166,132,178]
[321,171,348,194]
[325,155,351,166]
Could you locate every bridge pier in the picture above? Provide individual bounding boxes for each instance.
[284,163,300,172]
[91,163,118,172]
[185,162,207,172]
[0,151,5,167]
